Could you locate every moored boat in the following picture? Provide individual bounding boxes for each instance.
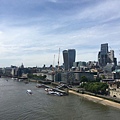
[47,91,63,96]
[36,84,44,88]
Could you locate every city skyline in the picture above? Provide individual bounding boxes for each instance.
[0,0,120,67]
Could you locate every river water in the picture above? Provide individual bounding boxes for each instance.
[0,78,120,120]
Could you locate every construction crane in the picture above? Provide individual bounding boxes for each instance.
[58,48,60,71]
[52,54,55,70]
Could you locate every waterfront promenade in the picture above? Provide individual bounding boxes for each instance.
[69,90,120,109]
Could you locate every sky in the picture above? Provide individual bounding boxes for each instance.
[0,0,120,67]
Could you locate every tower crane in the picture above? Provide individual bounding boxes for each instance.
[58,48,60,71]
[52,54,55,72]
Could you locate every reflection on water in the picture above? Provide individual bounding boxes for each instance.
[0,78,120,120]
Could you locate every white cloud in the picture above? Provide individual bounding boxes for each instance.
[0,0,120,67]
[48,0,57,3]
[0,31,3,34]
[76,0,120,21]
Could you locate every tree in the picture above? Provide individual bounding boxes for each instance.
[81,76,88,82]
[27,73,33,78]
[82,82,108,95]
[27,74,46,80]
[43,75,47,79]
[96,76,102,82]
[101,75,106,79]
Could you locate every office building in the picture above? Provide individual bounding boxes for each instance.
[98,43,117,67]
[63,49,76,71]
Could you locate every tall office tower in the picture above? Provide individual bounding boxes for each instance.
[63,50,69,71]
[98,43,108,67]
[63,49,76,71]
[101,43,108,54]
[98,43,117,67]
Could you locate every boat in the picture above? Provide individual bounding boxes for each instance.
[56,92,63,96]
[26,90,32,94]
[36,84,44,88]
[45,88,53,92]
[47,91,63,96]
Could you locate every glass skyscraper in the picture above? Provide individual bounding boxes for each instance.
[98,43,117,67]
[98,43,108,67]
[63,49,76,71]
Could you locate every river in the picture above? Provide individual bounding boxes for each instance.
[0,78,120,120]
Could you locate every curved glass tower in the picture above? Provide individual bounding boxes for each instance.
[63,49,76,71]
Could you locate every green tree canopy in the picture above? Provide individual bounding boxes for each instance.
[81,76,88,82]
[80,82,108,95]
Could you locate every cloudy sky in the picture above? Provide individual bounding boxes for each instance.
[0,0,120,67]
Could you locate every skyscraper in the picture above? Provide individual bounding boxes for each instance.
[98,43,108,67]
[98,43,117,67]
[63,49,76,71]
[63,50,68,71]
[101,43,108,54]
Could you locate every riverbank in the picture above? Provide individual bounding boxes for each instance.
[15,78,120,109]
[69,90,120,109]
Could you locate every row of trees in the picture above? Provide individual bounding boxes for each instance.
[80,75,108,95]
[28,74,46,80]
[80,75,106,83]
[80,82,108,95]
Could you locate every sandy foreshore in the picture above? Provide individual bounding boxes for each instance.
[69,90,120,109]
